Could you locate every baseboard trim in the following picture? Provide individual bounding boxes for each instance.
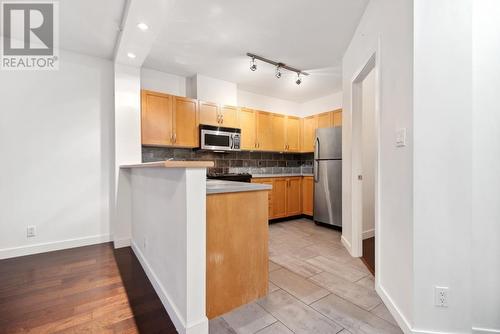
[472,328,500,334]
[341,234,353,255]
[362,228,375,239]
[376,283,413,334]
[113,237,131,249]
[131,241,208,334]
[0,234,111,260]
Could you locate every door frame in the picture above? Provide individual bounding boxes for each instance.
[350,50,381,281]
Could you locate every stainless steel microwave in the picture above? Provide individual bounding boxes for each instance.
[200,125,241,151]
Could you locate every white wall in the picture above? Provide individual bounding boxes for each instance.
[113,64,142,248]
[342,0,414,329]
[0,51,114,258]
[413,1,472,333]
[141,67,186,96]
[128,167,208,334]
[237,90,301,116]
[361,69,376,239]
[472,0,500,332]
[300,91,343,116]
[189,74,237,106]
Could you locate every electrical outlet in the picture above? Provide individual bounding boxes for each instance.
[27,225,36,238]
[435,286,449,307]
[396,128,407,147]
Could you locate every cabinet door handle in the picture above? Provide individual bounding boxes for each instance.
[170,133,174,143]
[174,133,177,143]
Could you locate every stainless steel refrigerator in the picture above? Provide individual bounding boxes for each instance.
[313,127,342,227]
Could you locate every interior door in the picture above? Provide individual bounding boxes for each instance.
[141,90,173,146]
[199,101,219,126]
[173,96,198,147]
[239,108,256,150]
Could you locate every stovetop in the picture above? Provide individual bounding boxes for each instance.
[206,173,252,182]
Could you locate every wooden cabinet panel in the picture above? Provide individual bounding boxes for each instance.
[256,111,273,151]
[286,177,302,216]
[302,115,318,152]
[317,112,332,129]
[141,90,173,146]
[286,116,301,152]
[173,96,198,147]
[220,105,239,128]
[199,101,219,126]
[271,114,286,152]
[302,176,314,216]
[332,110,342,127]
[272,178,288,218]
[239,108,256,150]
[252,178,273,218]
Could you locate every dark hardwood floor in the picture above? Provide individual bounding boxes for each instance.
[361,237,375,275]
[0,243,177,333]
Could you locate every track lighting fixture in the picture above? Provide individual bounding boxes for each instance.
[250,57,257,71]
[247,53,309,84]
[296,73,302,85]
[275,65,282,79]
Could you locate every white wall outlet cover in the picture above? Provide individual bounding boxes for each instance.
[395,128,407,147]
[27,225,36,238]
[434,286,449,307]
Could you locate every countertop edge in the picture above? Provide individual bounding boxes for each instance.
[121,161,214,169]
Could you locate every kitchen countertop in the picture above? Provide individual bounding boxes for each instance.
[251,173,314,178]
[206,179,272,195]
[121,161,214,169]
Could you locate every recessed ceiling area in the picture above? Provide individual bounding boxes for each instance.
[143,0,369,102]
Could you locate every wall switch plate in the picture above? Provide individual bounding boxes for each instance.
[435,286,449,307]
[396,128,407,147]
[27,225,36,238]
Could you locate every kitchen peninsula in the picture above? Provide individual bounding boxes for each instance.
[119,160,271,334]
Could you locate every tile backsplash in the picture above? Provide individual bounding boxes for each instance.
[142,147,314,175]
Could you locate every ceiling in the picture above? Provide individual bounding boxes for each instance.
[59,0,126,59]
[143,0,369,102]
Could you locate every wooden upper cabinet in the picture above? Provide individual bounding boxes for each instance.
[272,178,288,219]
[286,116,301,152]
[286,177,302,216]
[199,101,219,126]
[141,90,173,146]
[332,109,342,127]
[173,96,198,147]
[302,176,314,216]
[317,112,332,129]
[239,108,256,150]
[302,115,318,153]
[271,114,286,152]
[220,105,239,128]
[256,111,273,151]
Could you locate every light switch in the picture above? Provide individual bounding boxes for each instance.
[396,128,407,147]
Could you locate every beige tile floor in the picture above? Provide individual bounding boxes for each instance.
[209,218,402,334]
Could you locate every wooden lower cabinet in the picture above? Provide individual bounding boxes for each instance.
[206,190,269,319]
[253,177,303,219]
[302,176,314,216]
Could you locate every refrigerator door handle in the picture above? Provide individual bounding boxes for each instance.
[315,137,320,159]
[314,160,319,182]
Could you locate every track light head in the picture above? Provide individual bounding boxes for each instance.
[275,66,282,79]
[296,73,302,85]
[250,57,257,71]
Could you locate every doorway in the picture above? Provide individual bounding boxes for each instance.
[351,54,379,276]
